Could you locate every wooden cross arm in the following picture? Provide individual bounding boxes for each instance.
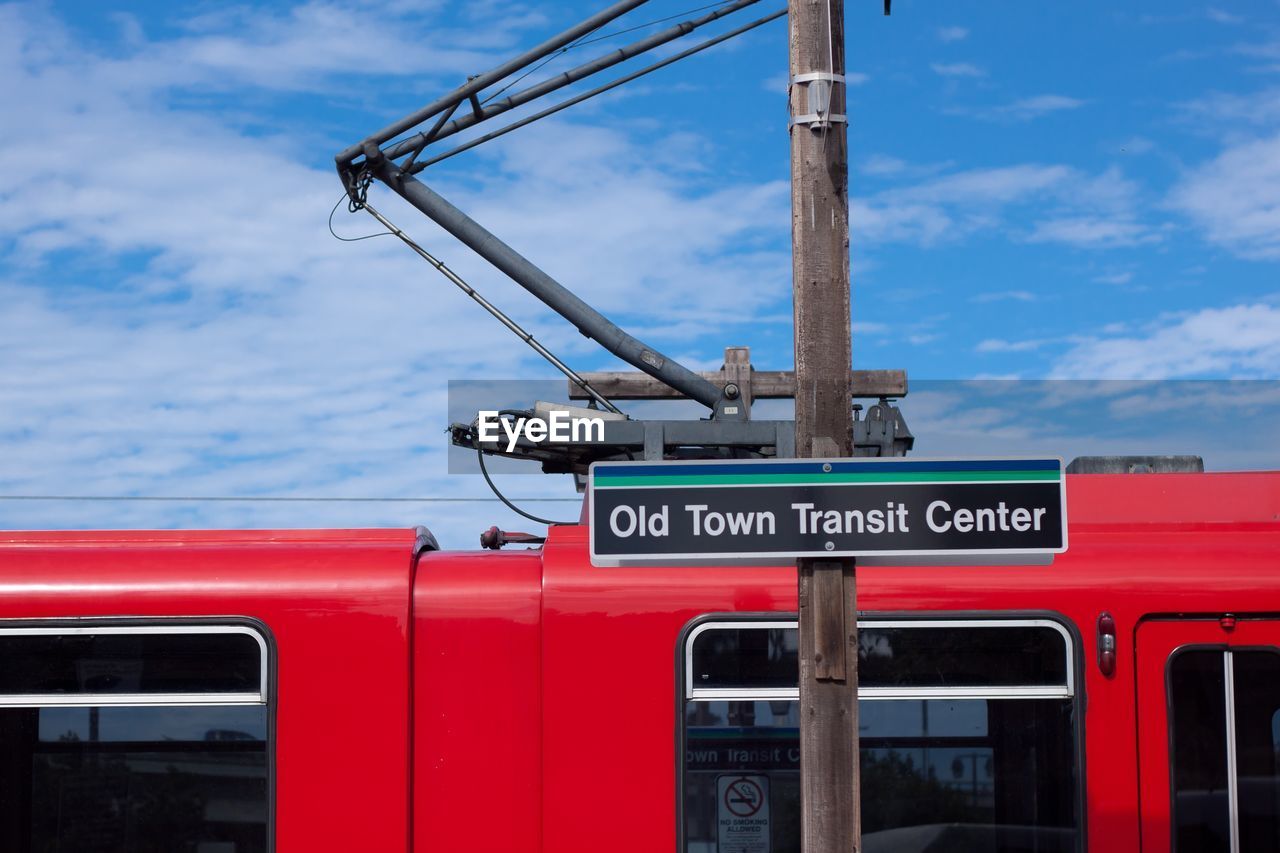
[568,369,907,400]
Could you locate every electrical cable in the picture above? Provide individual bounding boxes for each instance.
[328,194,392,241]
[480,25,603,106]
[575,0,740,47]
[410,7,786,172]
[479,0,742,106]
[474,410,576,525]
[477,447,574,525]
[357,202,624,415]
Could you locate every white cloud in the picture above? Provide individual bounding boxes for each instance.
[0,2,525,99]
[857,155,955,181]
[936,26,969,43]
[947,94,1087,123]
[849,162,1151,248]
[1169,87,1280,258]
[1051,304,1280,378]
[1234,38,1280,71]
[900,164,1073,203]
[1105,382,1280,419]
[976,338,1047,353]
[1205,7,1244,24]
[1117,137,1155,154]
[931,62,985,78]
[999,94,1087,120]
[860,154,908,175]
[1026,217,1159,248]
[1179,87,1280,127]
[1094,271,1134,285]
[1169,133,1280,259]
[0,2,794,544]
[972,291,1037,303]
[1238,36,1280,56]
[904,382,1280,470]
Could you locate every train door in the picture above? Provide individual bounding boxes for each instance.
[1136,618,1280,853]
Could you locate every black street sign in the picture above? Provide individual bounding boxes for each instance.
[588,458,1067,566]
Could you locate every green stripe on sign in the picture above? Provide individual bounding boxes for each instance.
[593,470,1061,488]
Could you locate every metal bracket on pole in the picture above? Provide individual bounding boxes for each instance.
[790,71,848,129]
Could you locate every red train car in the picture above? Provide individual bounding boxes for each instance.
[0,470,1277,853]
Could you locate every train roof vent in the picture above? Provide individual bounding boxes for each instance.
[1066,455,1204,474]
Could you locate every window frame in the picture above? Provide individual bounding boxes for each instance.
[0,616,276,851]
[685,617,1076,701]
[676,610,1087,853]
[0,623,269,707]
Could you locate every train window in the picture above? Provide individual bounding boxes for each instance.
[1234,652,1280,852]
[689,622,1071,695]
[681,619,1079,853]
[1170,650,1230,852]
[1170,648,1280,853]
[0,625,270,853]
[0,627,264,701]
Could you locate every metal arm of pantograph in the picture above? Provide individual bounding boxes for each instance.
[335,1,912,470]
[337,0,783,419]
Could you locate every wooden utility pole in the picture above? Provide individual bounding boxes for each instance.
[789,0,859,850]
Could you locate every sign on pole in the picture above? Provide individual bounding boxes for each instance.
[588,457,1066,566]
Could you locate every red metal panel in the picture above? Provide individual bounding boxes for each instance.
[1065,471,1280,528]
[413,549,543,853]
[0,529,418,853]
[0,471,1277,853]
[540,523,796,853]
[538,472,1280,853]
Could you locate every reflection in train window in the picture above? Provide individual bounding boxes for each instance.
[0,626,270,853]
[681,619,1080,853]
[689,623,1069,693]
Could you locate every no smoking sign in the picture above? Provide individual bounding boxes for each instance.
[716,774,771,853]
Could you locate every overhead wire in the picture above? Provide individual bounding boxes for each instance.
[355,202,624,415]
[478,0,743,106]
[574,0,741,47]
[479,25,602,106]
[409,7,786,172]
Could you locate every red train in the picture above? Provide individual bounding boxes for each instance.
[0,470,1277,852]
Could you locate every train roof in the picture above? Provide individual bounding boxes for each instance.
[1,471,1276,549]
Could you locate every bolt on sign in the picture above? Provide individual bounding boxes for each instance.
[588,458,1067,566]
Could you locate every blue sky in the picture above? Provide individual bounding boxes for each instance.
[2,0,1278,544]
